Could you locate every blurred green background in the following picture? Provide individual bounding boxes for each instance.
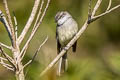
[0,0,120,80]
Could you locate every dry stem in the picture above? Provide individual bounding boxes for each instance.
[17,0,41,45]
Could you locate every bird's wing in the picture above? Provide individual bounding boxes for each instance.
[56,29,61,54]
[72,41,77,52]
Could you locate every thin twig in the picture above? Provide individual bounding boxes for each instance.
[35,0,51,30]
[18,0,50,62]
[19,0,45,61]
[107,0,112,11]
[22,37,48,62]
[91,4,120,22]
[17,0,41,45]
[24,37,48,77]
[0,61,14,71]
[0,47,14,63]
[3,0,16,48]
[0,10,13,44]
[32,0,44,32]
[23,60,32,69]
[0,57,8,61]
[31,36,48,62]
[18,60,32,75]
[92,0,102,17]
[3,0,14,29]
[0,57,14,71]
[18,37,48,75]
[0,42,11,49]
[0,46,15,68]
[19,45,28,62]
[88,0,92,24]
[13,12,18,40]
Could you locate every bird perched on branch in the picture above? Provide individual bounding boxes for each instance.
[55,11,78,76]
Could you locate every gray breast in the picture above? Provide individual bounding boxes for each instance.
[57,18,78,46]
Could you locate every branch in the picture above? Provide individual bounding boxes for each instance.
[3,0,16,48]
[17,0,45,62]
[91,4,120,22]
[31,36,48,62]
[18,0,50,62]
[0,56,8,61]
[40,0,120,77]
[32,0,44,32]
[17,0,41,45]
[21,36,48,62]
[24,37,48,76]
[0,46,15,68]
[0,61,14,71]
[18,37,48,75]
[91,0,102,17]
[0,10,13,45]
[35,0,51,31]
[23,60,32,69]
[17,60,32,75]
[3,0,14,29]
[0,52,14,71]
[107,0,112,11]
[0,42,11,49]
[88,0,92,24]
[13,12,18,40]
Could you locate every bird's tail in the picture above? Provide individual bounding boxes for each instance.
[58,52,68,76]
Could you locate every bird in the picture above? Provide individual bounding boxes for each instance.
[55,11,78,76]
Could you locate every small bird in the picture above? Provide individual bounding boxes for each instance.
[55,11,78,76]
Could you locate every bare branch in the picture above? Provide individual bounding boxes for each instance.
[17,0,41,45]
[31,36,48,61]
[23,60,32,69]
[3,0,16,48]
[0,47,15,71]
[21,36,48,62]
[0,46,15,67]
[92,0,102,17]
[0,57,8,61]
[107,0,112,11]
[32,0,44,32]
[35,0,51,30]
[91,4,120,22]
[18,60,32,75]
[0,42,11,49]
[13,12,18,40]
[19,44,28,61]
[0,10,13,43]
[3,0,14,29]
[19,37,48,75]
[18,0,50,62]
[18,0,45,62]
[88,0,92,24]
[0,61,14,71]
[24,37,48,76]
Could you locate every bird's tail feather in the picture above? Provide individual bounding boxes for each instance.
[58,53,68,76]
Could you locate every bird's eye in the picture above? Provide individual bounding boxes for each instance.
[59,13,66,20]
